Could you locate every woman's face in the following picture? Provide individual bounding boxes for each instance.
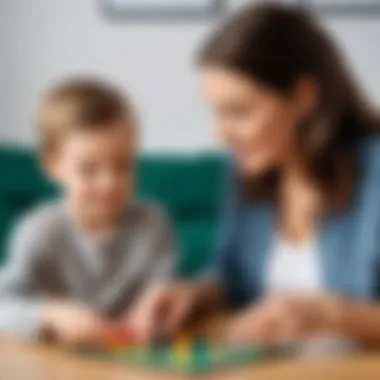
[201,66,315,176]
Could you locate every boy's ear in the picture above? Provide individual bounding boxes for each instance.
[41,154,61,183]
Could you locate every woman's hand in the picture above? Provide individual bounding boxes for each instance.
[227,295,340,346]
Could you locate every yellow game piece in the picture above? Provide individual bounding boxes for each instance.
[172,333,192,367]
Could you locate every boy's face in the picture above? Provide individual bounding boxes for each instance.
[49,122,135,223]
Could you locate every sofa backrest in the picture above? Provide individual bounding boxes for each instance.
[0,147,226,277]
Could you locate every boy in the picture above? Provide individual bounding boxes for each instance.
[0,78,175,344]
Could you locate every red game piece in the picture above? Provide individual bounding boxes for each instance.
[105,325,135,347]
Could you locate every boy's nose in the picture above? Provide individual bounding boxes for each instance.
[97,173,119,191]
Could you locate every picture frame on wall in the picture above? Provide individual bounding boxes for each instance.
[101,0,226,21]
[297,0,380,16]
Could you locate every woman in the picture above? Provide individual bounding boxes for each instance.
[129,3,380,347]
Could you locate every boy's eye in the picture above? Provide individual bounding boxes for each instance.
[75,158,133,179]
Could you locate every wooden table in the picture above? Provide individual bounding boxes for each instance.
[1,338,380,380]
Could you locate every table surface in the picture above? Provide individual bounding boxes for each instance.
[1,338,380,380]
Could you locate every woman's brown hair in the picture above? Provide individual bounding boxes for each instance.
[198,2,379,211]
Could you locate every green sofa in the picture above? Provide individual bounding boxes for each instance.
[0,147,226,277]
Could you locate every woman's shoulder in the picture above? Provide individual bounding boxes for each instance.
[357,135,380,178]
[358,135,380,161]
[353,136,380,209]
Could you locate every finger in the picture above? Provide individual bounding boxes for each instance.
[74,318,95,345]
[127,301,152,340]
[228,309,285,347]
[226,314,260,345]
[85,320,111,344]
[254,317,280,346]
[226,314,249,343]
[129,293,164,344]
[273,316,305,346]
[60,325,81,347]
[161,298,190,336]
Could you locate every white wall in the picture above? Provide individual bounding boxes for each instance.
[0,0,380,151]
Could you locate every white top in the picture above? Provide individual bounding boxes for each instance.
[267,234,321,294]
[266,234,359,355]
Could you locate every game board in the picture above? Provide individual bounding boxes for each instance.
[78,328,269,374]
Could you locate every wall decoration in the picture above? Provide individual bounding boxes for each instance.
[297,0,380,16]
[101,0,226,20]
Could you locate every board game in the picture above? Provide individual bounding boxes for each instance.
[78,328,269,374]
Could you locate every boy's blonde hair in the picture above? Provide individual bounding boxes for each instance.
[37,77,135,156]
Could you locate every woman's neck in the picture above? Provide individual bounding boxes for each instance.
[279,154,322,243]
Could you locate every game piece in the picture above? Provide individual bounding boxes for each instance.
[192,337,210,371]
[77,332,272,374]
[103,325,135,352]
[105,326,134,344]
[172,333,191,367]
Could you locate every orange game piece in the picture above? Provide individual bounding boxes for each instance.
[105,325,135,348]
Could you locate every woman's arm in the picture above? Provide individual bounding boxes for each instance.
[226,294,380,346]
[326,297,380,345]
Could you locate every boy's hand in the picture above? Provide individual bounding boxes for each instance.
[127,282,198,344]
[42,301,111,346]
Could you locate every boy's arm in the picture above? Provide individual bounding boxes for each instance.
[146,206,176,283]
[0,215,48,339]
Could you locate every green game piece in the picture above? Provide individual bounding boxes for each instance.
[147,344,170,368]
[191,338,211,373]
